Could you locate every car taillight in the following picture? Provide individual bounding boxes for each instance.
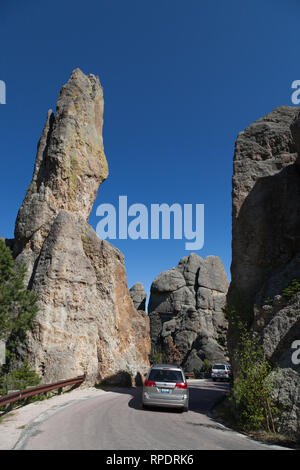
[144,380,156,387]
[175,382,187,389]
[225,370,228,374]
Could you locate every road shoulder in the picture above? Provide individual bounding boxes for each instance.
[0,386,107,450]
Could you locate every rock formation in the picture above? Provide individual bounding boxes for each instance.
[148,253,229,371]
[10,69,150,385]
[230,105,300,436]
[129,283,147,311]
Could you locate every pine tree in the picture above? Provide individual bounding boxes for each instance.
[0,239,38,352]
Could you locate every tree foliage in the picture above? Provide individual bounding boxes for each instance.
[0,238,39,373]
[0,239,38,345]
[230,326,279,432]
[0,361,40,396]
[151,352,167,365]
[281,278,300,300]
[224,293,280,433]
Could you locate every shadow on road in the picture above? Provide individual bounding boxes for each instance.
[97,379,229,417]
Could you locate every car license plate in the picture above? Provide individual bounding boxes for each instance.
[161,388,170,393]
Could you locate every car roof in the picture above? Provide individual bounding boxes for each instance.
[150,363,183,370]
[212,363,231,367]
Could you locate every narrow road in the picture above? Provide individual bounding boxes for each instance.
[14,380,284,450]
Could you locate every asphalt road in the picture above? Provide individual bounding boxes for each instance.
[14,380,284,450]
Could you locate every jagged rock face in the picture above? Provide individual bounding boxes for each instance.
[231,106,300,306]
[14,69,108,282]
[129,283,147,311]
[269,368,300,437]
[12,69,150,384]
[148,253,229,371]
[230,105,300,436]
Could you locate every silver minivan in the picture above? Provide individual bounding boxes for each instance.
[211,363,231,382]
[142,364,189,412]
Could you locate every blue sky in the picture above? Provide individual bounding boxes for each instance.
[0,0,299,302]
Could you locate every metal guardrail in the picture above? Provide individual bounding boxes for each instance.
[0,374,85,407]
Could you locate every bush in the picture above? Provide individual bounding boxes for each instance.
[0,239,40,406]
[200,359,212,373]
[224,293,285,434]
[0,239,38,365]
[281,279,300,300]
[229,328,279,432]
[0,361,40,395]
[151,352,167,364]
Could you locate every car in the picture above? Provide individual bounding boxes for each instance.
[211,363,231,382]
[142,364,189,412]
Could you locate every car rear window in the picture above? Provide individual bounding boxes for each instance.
[148,369,184,383]
[212,364,225,370]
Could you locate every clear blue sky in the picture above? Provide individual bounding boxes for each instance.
[0,1,299,303]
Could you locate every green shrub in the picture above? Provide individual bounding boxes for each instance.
[0,239,40,408]
[264,297,274,306]
[262,279,300,306]
[200,359,212,373]
[0,361,40,395]
[0,239,38,365]
[151,352,167,364]
[224,292,281,433]
[281,279,300,300]
[230,328,279,432]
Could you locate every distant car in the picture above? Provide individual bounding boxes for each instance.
[211,364,231,382]
[142,364,189,412]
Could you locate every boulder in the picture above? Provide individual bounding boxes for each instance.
[129,283,147,311]
[269,368,300,437]
[148,253,229,371]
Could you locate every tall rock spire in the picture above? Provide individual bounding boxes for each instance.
[14,69,108,275]
[11,69,150,384]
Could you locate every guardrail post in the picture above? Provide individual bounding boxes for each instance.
[6,402,13,412]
